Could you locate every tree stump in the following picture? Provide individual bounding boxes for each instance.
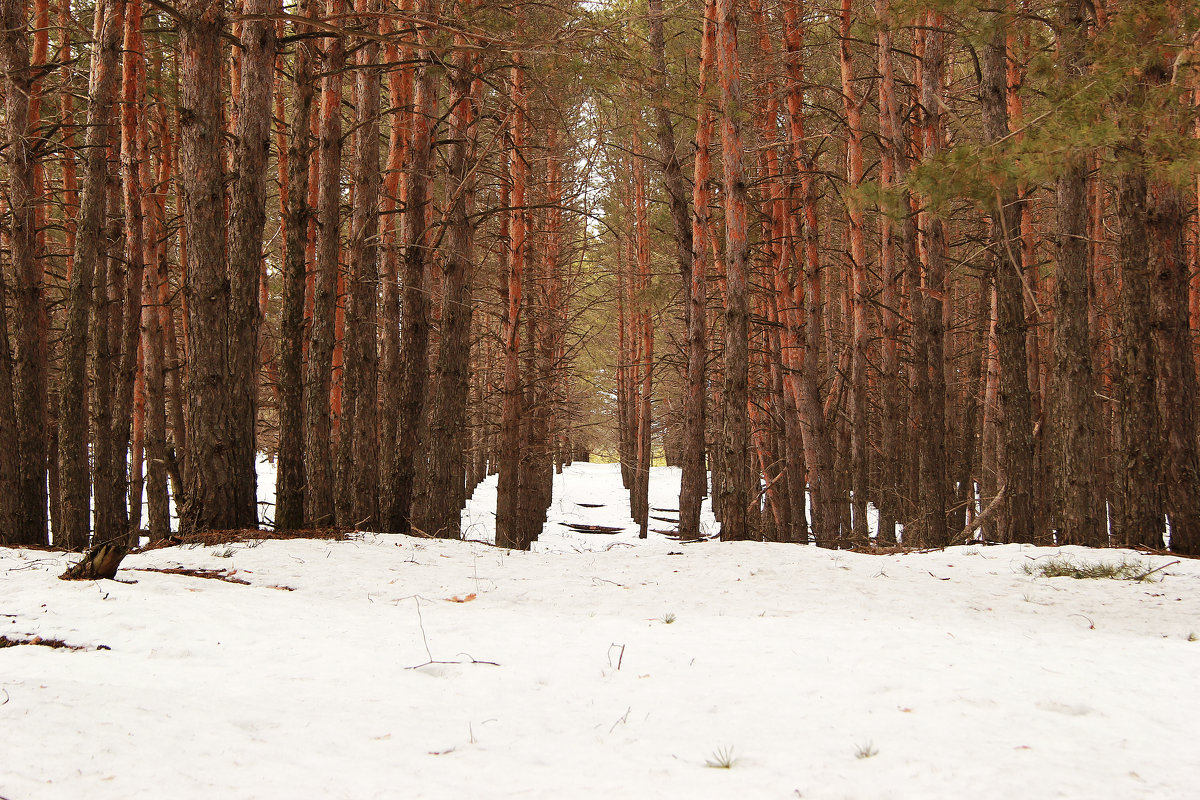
[60,542,128,581]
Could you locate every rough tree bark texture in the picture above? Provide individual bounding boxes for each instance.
[1,0,49,544]
[424,37,479,539]
[377,15,412,532]
[496,55,526,549]
[275,0,315,531]
[337,0,381,529]
[1117,164,1163,548]
[631,136,653,539]
[303,0,344,528]
[778,0,833,545]
[839,0,869,546]
[647,0,703,541]
[57,0,123,549]
[874,0,901,545]
[113,0,150,543]
[1148,181,1200,555]
[981,15,1035,544]
[1050,0,1102,546]
[179,0,239,535]
[0,261,19,543]
[391,0,435,534]
[916,15,950,546]
[715,0,751,542]
[683,0,716,541]
[227,0,278,528]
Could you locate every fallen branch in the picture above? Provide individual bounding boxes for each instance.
[957,483,1007,544]
[1133,560,1180,582]
[131,567,251,585]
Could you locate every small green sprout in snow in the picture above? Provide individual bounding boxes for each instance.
[662,612,676,624]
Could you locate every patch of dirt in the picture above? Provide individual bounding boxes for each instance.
[0,635,95,651]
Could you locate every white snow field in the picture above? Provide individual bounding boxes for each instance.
[3,462,1200,799]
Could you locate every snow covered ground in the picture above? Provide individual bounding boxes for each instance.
[3,462,1199,799]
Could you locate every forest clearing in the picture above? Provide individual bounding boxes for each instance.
[4,462,1200,799]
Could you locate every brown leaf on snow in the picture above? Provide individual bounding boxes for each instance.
[446,593,477,603]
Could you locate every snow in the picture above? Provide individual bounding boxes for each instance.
[4,462,1200,799]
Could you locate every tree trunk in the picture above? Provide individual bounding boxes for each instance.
[715,0,751,542]
[112,0,150,544]
[57,0,123,549]
[275,0,315,531]
[423,41,479,539]
[0,262,20,543]
[178,0,238,535]
[875,0,901,545]
[647,0,703,541]
[337,0,381,530]
[496,56,526,549]
[1148,180,1200,555]
[377,14,412,533]
[227,0,278,529]
[390,0,435,534]
[1,0,49,545]
[838,0,870,545]
[303,0,344,528]
[1049,0,1102,546]
[979,14,1035,544]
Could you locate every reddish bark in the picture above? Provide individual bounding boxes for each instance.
[714,0,751,541]
[179,0,240,535]
[57,0,124,548]
[303,0,345,528]
[496,54,527,549]
[390,0,436,534]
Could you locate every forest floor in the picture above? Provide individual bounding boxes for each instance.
[2,462,1199,799]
